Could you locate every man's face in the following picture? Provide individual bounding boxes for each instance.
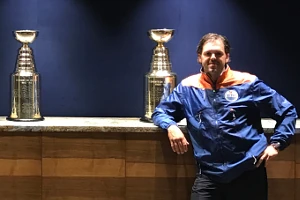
[197,39,230,79]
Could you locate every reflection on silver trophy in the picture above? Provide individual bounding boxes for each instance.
[7,30,44,121]
[141,28,177,122]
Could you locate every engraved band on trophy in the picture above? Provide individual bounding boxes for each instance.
[141,28,177,122]
[7,30,44,121]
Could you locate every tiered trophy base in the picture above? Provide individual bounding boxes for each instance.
[6,117,44,122]
[140,116,152,123]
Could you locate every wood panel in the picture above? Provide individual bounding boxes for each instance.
[266,161,295,179]
[268,179,295,200]
[43,177,124,200]
[126,133,177,200]
[296,178,300,200]
[42,132,125,200]
[0,132,41,200]
[295,134,300,200]
[0,130,297,200]
[0,177,41,200]
[295,134,300,164]
[266,133,296,200]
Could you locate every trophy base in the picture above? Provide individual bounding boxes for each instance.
[140,116,153,123]
[6,117,45,122]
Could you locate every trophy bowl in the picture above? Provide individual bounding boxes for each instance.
[148,29,174,43]
[14,30,39,44]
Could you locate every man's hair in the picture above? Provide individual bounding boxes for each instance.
[196,33,231,55]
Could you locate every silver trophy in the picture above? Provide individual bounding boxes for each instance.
[141,29,177,122]
[7,30,44,121]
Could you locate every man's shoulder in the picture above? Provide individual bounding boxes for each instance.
[181,73,202,88]
[229,69,257,83]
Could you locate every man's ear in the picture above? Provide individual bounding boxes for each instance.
[226,53,230,63]
[197,54,202,64]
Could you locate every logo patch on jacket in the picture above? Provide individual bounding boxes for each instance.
[225,90,239,102]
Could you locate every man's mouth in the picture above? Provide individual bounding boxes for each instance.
[209,63,217,67]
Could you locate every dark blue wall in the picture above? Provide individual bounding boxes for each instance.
[0,0,299,117]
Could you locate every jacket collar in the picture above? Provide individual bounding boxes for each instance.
[200,65,232,89]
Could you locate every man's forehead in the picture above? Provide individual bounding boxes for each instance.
[202,40,225,51]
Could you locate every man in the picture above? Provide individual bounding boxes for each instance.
[151,33,297,200]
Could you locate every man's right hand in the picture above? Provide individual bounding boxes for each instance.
[167,125,189,154]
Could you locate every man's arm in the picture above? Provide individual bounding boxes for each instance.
[252,78,298,150]
[152,84,189,154]
[252,78,297,166]
[152,85,185,129]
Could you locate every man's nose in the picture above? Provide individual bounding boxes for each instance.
[210,53,216,59]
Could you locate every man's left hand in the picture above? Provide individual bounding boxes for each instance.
[255,145,279,167]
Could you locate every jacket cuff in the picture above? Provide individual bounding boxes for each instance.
[161,120,177,130]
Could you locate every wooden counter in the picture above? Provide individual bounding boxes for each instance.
[0,117,299,200]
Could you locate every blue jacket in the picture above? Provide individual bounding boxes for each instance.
[152,67,297,183]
